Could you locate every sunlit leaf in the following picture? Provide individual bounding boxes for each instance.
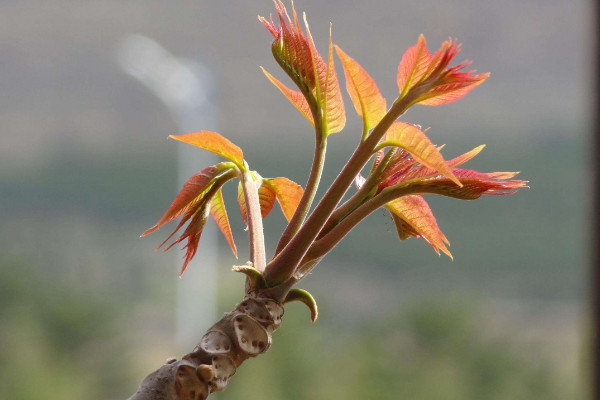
[321,27,346,134]
[417,72,489,106]
[376,122,461,187]
[261,67,315,126]
[335,45,386,132]
[210,188,238,258]
[260,2,345,135]
[397,34,432,97]
[260,1,316,88]
[170,131,244,168]
[386,195,451,258]
[237,176,278,224]
[398,168,528,200]
[447,145,486,168]
[258,183,277,218]
[264,177,304,221]
[396,145,486,183]
[396,35,489,106]
[141,164,231,237]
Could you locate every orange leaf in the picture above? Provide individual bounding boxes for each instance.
[447,145,485,168]
[264,177,304,221]
[169,131,244,168]
[376,122,461,187]
[258,183,277,218]
[335,45,386,132]
[397,34,432,97]
[303,15,345,135]
[141,164,228,237]
[237,181,248,225]
[262,67,315,126]
[417,73,489,106]
[237,178,277,224]
[321,27,346,134]
[210,188,238,258]
[386,195,451,258]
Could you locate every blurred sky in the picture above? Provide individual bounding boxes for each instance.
[0,0,592,398]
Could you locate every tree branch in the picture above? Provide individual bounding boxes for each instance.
[127,294,285,400]
[264,89,423,285]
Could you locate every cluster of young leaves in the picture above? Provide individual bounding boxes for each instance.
[141,131,303,276]
[143,1,526,287]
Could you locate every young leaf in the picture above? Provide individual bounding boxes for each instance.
[258,183,277,218]
[394,169,527,200]
[397,34,432,98]
[335,45,387,132]
[259,1,316,89]
[386,195,451,258]
[170,131,244,169]
[395,145,486,184]
[210,188,238,258]
[263,177,304,221]
[376,122,461,187]
[175,206,211,276]
[261,67,315,126]
[322,27,346,134]
[304,18,346,135]
[237,177,277,224]
[396,35,489,106]
[260,2,345,136]
[141,164,231,237]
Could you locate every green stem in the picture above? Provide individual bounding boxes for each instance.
[264,89,423,285]
[241,168,267,272]
[275,137,327,254]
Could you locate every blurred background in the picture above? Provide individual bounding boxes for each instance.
[0,1,591,399]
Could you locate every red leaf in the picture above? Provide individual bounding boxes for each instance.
[141,164,228,237]
[173,205,211,277]
[377,122,461,187]
[259,1,317,89]
[170,131,244,168]
[335,45,387,131]
[210,188,238,258]
[260,1,345,135]
[401,169,528,200]
[396,35,489,106]
[264,177,304,221]
[386,195,451,258]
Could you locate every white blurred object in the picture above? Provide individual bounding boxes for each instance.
[117,34,219,352]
